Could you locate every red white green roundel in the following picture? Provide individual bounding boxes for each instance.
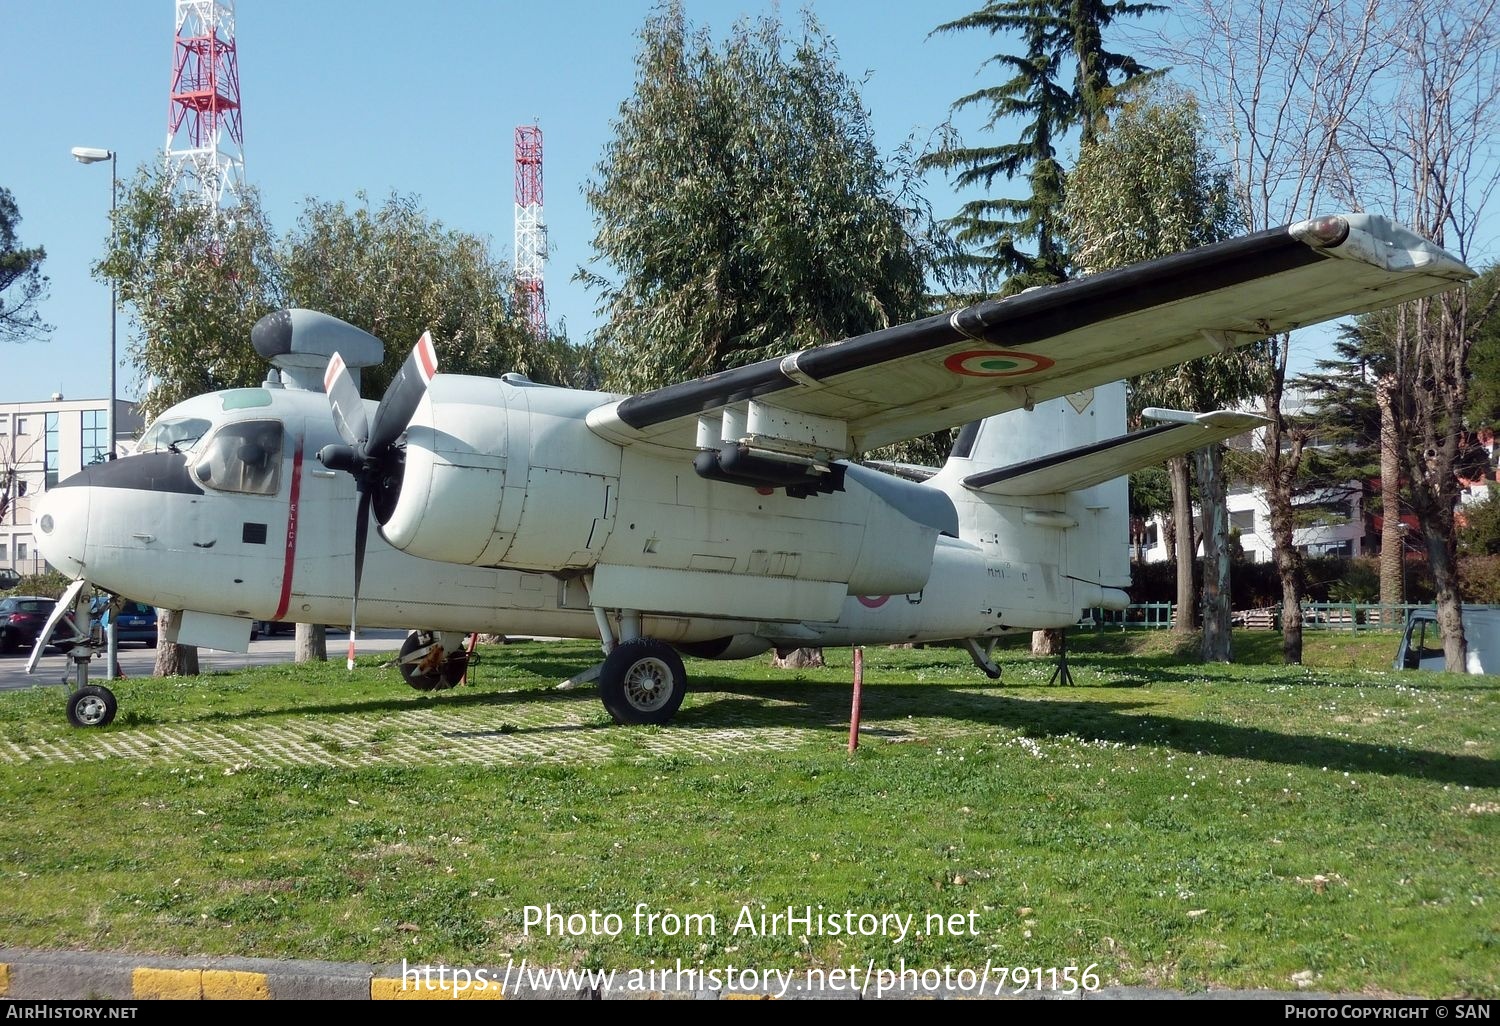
[943,349,1056,377]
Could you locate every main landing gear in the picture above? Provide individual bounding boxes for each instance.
[590,605,688,725]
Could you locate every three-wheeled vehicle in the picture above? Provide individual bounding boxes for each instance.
[1394,607,1500,674]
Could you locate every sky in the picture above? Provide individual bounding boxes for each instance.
[1,1,1493,408]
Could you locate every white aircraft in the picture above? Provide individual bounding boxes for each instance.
[29,213,1473,728]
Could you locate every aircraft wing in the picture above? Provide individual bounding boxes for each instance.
[586,214,1473,458]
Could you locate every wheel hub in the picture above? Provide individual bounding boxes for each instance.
[624,659,671,710]
[75,696,109,726]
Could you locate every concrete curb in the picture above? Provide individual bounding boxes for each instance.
[0,948,1351,1001]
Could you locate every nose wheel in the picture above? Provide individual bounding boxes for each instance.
[66,684,118,728]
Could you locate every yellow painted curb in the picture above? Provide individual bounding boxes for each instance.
[131,967,270,1000]
[0,962,10,998]
[201,969,270,1000]
[370,977,504,1000]
[133,968,202,1000]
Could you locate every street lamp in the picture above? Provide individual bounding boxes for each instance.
[71,146,118,680]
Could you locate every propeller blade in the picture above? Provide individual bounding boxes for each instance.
[347,489,372,671]
[368,331,438,454]
[26,578,90,675]
[324,351,370,449]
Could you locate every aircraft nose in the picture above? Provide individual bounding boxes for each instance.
[34,480,91,579]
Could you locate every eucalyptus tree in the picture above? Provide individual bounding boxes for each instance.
[1064,90,1255,660]
[282,193,570,393]
[583,5,945,398]
[1168,0,1421,663]
[99,164,280,423]
[1344,2,1500,669]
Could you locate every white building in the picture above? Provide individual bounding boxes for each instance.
[1,396,142,580]
[1136,391,1371,564]
[1135,482,1368,564]
[1133,395,1496,566]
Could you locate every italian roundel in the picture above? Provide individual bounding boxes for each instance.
[943,349,1056,377]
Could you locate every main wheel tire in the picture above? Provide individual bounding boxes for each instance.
[598,639,687,725]
[66,685,117,728]
[398,631,465,692]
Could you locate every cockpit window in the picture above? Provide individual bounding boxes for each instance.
[192,420,284,495]
[137,417,212,455]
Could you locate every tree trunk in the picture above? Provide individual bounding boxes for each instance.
[153,609,199,677]
[1262,341,1304,665]
[1196,445,1232,662]
[296,622,327,663]
[1376,375,1405,618]
[1031,628,1064,656]
[1423,518,1468,672]
[772,647,825,669]
[1169,455,1196,632]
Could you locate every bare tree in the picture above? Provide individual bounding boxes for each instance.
[1343,0,1500,670]
[1375,372,1404,613]
[1171,0,1407,663]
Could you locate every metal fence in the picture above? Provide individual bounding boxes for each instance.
[1078,602,1480,632]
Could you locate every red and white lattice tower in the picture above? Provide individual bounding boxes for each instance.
[165,0,244,208]
[514,125,547,334]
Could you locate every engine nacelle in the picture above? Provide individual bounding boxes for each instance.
[380,375,623,571]
[381,376,954,621]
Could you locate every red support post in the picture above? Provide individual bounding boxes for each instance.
[848,647,864,753]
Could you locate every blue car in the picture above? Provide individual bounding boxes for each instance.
[93,600,159,648]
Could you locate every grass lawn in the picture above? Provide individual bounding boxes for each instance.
[0,629,1494,996]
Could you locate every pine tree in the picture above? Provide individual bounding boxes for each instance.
[920,0,1160,290]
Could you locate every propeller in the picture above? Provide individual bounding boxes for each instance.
[317,333,439,669]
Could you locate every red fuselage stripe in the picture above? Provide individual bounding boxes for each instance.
[273,441,305,621]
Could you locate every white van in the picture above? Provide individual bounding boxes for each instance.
[1394,607,1500,673]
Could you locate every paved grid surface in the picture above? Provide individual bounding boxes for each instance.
[0,686,984,768]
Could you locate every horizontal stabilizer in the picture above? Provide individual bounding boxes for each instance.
[963,409,1266,496]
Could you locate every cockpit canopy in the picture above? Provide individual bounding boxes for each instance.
[136,416,211,455]
[190,419,284,496]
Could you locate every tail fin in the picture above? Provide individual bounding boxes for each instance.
[926,382,1262,598]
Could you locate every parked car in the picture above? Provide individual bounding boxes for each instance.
[0,595,66,654]
[92,599,159,648]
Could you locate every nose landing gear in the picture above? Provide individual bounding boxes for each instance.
[26,578,117,728]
